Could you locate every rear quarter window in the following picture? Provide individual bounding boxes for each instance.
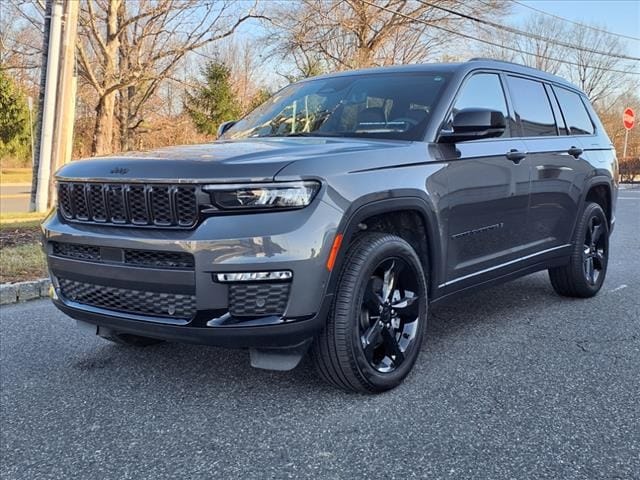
[553,87,595,135]
[506,76,558,137]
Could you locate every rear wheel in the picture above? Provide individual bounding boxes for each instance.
[311,233,428,393]
[548,202,609,298]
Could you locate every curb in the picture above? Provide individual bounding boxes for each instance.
[0,278,51,305]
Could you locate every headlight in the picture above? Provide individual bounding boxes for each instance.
[204,181,320,210]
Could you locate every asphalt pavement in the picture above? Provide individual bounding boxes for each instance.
[1,189,639,479]
[0,184,31,214]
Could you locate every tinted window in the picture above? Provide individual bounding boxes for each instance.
[554,87,595,135]
[224,73,450,141]
[545,84,568,135]
[507,76,557,137]
[452,73,510,137]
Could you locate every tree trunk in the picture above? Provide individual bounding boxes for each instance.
[92,91,116,155]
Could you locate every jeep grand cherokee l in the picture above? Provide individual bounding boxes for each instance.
[42,59,618,393]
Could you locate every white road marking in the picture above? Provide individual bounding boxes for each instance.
[610,284,628,292]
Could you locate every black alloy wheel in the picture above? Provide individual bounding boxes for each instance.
[359,258,421,373]
[582,215,606,286]
[549,202,609,298]
[312,232,428,393]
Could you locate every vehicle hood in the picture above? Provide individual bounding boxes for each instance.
[55,137,409,183]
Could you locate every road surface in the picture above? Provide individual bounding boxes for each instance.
[1,188,639,479]
[0,184,30,214]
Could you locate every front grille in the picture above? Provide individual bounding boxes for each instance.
[52,242,100,261]
[124,249,195,269]
[58,278,196,319]
[51,242,194,270]
[57,182,199,228]
[229,283,290,317]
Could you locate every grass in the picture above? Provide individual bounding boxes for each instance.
[0,212,46,227]
[1,167,32,184]
[0,212,46,283]
[0,243,46,283]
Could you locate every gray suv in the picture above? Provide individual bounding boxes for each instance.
[43,59,618,393]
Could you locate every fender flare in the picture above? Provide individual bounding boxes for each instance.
[322,193,444,303]
[571,175,614,239]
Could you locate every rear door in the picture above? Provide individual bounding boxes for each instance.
[437,72,530,288]
[506,75,592,252]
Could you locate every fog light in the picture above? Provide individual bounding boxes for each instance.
[214,271,293,282]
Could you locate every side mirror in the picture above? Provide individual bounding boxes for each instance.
[217,120,237,139]
[439,108,506,143]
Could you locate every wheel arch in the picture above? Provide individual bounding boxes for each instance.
[577,176,614,232]
[325,194,443,301]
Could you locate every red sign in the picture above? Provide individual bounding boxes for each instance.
[623,107,635,130]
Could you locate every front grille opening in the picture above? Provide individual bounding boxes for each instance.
[228,283,290,317]
[58,278,196,319]
[57,182,199,229]
[52,242,100,261]
[124,249,195,269]
[51,242,195,270]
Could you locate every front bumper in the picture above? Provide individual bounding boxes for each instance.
[53,296,331,348]
[42,199,341,348]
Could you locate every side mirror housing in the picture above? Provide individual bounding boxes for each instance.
[439,108,506,143]
[217,120,237,139]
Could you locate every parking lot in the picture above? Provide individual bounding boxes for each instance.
[1,188,639,479]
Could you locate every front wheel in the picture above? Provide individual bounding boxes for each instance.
[549,202,609,298]
[311,233,428,393]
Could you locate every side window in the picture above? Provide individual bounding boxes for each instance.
[452,73,510,138]
[507,76,557,137]
[553,87,595,135]
[545,84,568,135]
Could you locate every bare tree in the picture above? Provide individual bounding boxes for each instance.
[477,14,565,74]
[0,1,43,91]
[475,13,638,106]
[76,0,264,155]
[565,24,638,105]
[266,0,508,77]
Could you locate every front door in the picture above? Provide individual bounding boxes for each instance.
[436,72,531,289]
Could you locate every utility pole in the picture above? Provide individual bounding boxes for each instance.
[33,0,63,213]
[29,0,52,211]
[50,0,79,203]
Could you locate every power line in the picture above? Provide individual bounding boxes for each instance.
[358,0,640,75]
[510,0,640,42]
[419,0,640,62]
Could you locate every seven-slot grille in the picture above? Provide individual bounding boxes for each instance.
[57,182,198,228]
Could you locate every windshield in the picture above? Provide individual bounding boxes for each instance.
[223,72,450,141]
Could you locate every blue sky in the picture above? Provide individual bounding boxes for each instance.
[511,0,640,52]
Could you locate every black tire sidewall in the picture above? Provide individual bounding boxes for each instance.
[338,235,428,391]
[571,202,609,295]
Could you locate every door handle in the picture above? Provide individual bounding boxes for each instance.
[506,149,527,163]
[567,146,583,158]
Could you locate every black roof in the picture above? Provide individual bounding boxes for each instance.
[304,58,579,92]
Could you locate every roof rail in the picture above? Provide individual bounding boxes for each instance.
[467,57,527,67]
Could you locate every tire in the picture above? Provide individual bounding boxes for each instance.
[548,202,609,298]
[99,331,164,347]
[311,232,428,394]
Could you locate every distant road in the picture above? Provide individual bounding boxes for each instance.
[0,184,31,214]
